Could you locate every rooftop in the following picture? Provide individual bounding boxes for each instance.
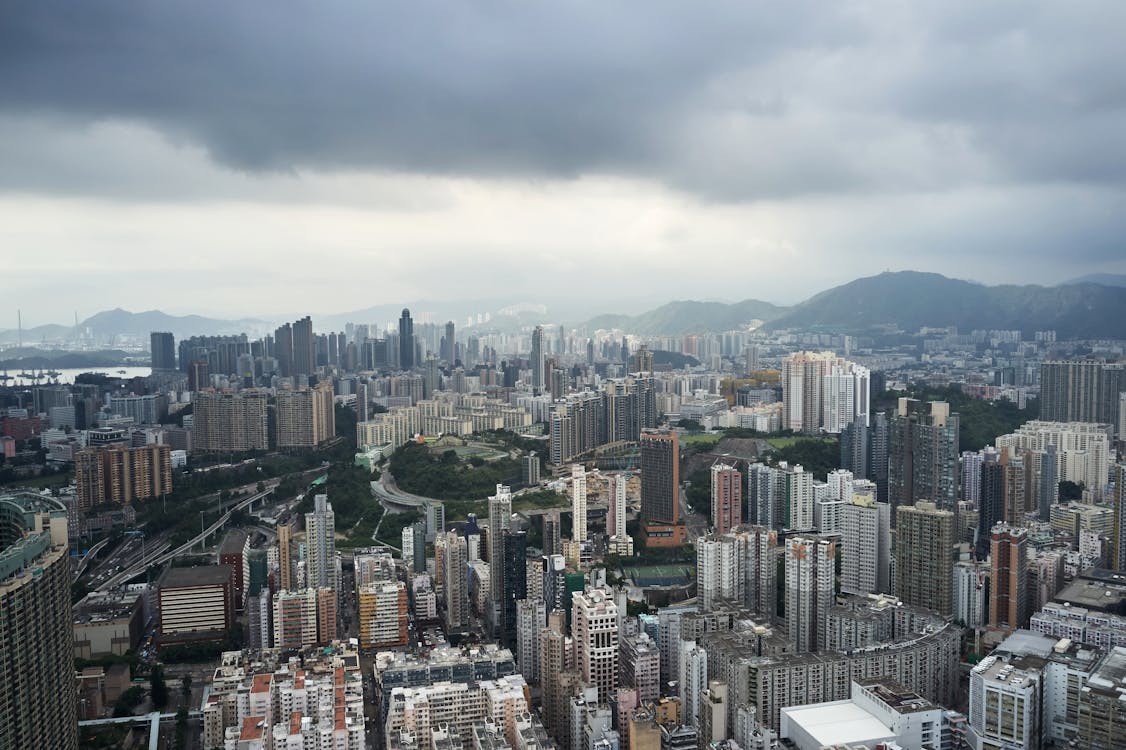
[158,564,233,589]
[781,700,894,747]
[218,529,249,556]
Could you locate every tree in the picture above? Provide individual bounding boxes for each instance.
[1059,480,1085,502]
[113,686,145,717]
[678,419,704,432]
[181,674,193,697]
[150,665,169,710]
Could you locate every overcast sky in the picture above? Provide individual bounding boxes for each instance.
[2,1,1124,324]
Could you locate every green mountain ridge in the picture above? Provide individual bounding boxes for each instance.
[585,299,787,335]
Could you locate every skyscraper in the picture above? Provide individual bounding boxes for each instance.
[399,308,415,370]
[710,463,742,534]
[572,588,621,704]
[1114,464,1126,572]
[895,502,955,616]
[696,533,744,610]
[1040,360,1125,424]
[0,493,78,749]
[150,331,176,370]
[888,398,960,520]
[444,530,468,629]
[442,320,456,363]
[502,529,528,646]
[292,315,315,379]
[306,493,337,591]
[781,351,869,434]
[640,429,679,525]
[530,325,546,394]
[571,464,587,544]
[785,533,835,653]
[488,484,513,636]
[275,321,294,377]
[276,381,336,448]
[607,472,627,539]
[780,462,814,530]
[976,448,1004,560]
[989,525,1029,631]
[840,490,891,596]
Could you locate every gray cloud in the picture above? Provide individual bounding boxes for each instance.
[3,1,1123,200]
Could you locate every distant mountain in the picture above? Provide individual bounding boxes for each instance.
[0,308,266,345]
[1062,273,1126,288]
[584,299,787,335]
[766,271,1126,338]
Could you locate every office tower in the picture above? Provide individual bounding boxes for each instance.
[443,530,469,629]
[573,588,621,704]
[696,533,744,610]
[530,325,546,394]
[150,331,176,370]
[399,308,415,369]
[785,533,835,653]
[191,389,270,452]
[640,429,679,525]
[780,462,814,530]
[0,493,77,749]
[291,315,315,378]
[607,473,627,539]
[74,443,172,510]
[840,492,891,596]
[989,525,1029,631]
[543,554,567,612]
[1040,360,1125,424]
[748,462,782,529]
[571,464,588,544]
[1038,444,1058,520]
[276,381,336,448]
[888,398,960,519]
[275,321,294,377]
[277,517,295,591]
[502,529,528,646]
[895,502,955,615]
[306,493,337,591]
[976,449,1003,560]
[488,484,513,634]
[710,463,742,534]
[543,509,562,558]
[1115,464,1126,572]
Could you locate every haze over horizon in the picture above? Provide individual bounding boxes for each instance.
[3,1,1125,321]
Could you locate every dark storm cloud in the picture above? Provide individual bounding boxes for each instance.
[0,1,1124,201]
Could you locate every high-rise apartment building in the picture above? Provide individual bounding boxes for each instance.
[697,533,744,610]
[441,320,456,364]
[607,472,627,539]
[502,529,527,647]
[291,315,315,378]
[276,381,336,449]
[888,398,960,519]
[571,464,587,544]
[977,448,1004,560]
[840,492,891,596]
[994,420,1112,502]
[488,484,513,635]
[573,588,621,704]
[358,581,409,649]
[150,331,176,370]
[74,443,172,510]
[0,493,77,749]
[399,308,415,370]
[895,502,955,616]
[640,429,679,526]
[989,525,1029,631]
[1040,360,1125,425]
[1114,464,1126,572]
[191,389,270,452]
[443,530,469,629]
[781,352,869,434]
[277,516,295,591]
[785,533,836,653]
[780,462,814,530]
[710,463,742,534]
[305,493,337,591]
[274,321,294,377]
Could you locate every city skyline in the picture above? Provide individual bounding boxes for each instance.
[2,3,1125,319]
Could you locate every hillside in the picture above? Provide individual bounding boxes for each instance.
[584,298,787,335]
[765,271,1126,338]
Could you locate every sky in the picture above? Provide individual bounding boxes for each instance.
[2,1,1125,324]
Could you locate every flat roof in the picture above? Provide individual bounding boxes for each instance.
[782,700,894,747]
[159,564,233,588]
[219,529,249,556]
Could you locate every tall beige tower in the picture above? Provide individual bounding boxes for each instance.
[572,588,621,704]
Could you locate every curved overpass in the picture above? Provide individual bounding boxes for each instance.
[371,473,433,510]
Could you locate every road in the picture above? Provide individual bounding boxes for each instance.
[99,483,279,589]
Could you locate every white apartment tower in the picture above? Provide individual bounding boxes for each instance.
[571,464,588,544]
[306,493,337,591]
[785,534,836,653]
